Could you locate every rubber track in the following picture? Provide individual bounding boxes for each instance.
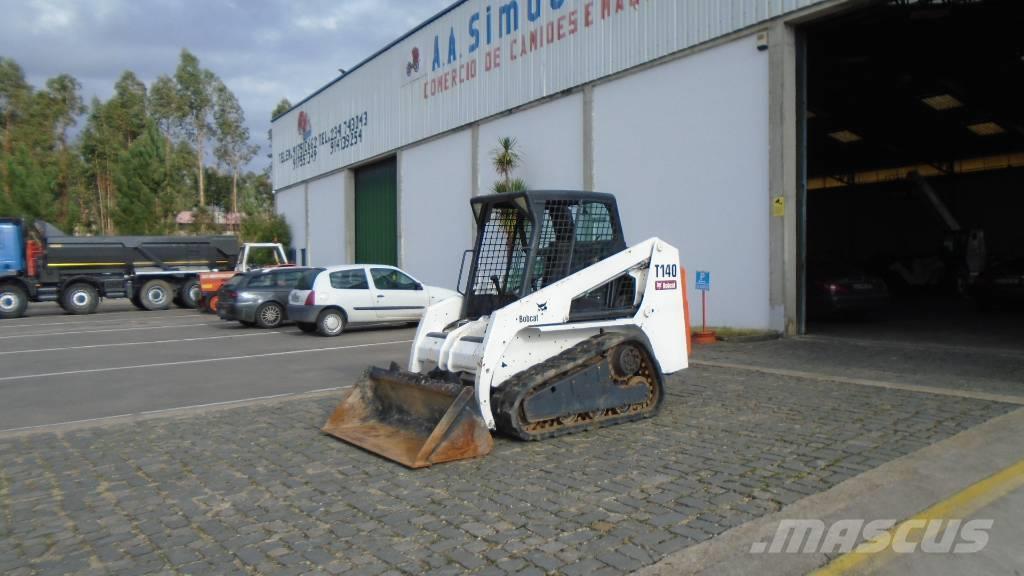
[492,332,663,441]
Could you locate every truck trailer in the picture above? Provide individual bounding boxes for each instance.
[0,218,240,319]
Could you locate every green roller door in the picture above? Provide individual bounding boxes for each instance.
[354,157,398,266]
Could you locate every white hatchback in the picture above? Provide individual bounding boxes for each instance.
[287,265,459,336]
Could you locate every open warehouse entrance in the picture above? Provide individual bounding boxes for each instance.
[800,0,1024,345]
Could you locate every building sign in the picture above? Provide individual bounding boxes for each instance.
[418,0,644,101]
[271,0,828,190]
[277,111,369,171]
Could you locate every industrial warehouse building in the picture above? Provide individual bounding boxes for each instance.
[273,0,1024,335]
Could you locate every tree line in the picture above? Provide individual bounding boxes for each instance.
[0,49,292,245]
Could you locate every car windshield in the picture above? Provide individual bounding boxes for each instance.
[295,268,325,290]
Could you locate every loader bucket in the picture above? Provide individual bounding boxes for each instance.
[322,366,494,468]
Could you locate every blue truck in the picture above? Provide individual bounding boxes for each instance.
[0,218,240,319]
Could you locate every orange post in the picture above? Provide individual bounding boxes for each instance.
[681,265,692,357]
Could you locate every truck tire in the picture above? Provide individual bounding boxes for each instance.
[316,309,346,337]
[129,292,147,310]
[178,279,201,309]
[140,279,172,311]
[255,302,284,329]
[62,283,99,315]
[0,284,29,319]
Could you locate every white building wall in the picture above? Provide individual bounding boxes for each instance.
[274,184,306,263]
[306,172,347,266]
[399,130,474,290]
[594,35,771,329]
[477,93,584,192]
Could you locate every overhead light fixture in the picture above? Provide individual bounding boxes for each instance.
[828,130,862,143]
[967,122,1005,136]
[921,94,963,111]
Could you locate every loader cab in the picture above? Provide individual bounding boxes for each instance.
[462,191,627,320]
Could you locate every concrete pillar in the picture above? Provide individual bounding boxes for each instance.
[583,85,595,191]
[303,182,311,266]
[768,22,800,335]
[344,170,356,264]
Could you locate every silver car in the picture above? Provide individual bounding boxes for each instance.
[217,267,322,328]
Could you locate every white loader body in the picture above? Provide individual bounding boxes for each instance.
[410,237,689,429]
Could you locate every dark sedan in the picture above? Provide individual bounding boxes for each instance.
[807,264,889,318]
[217,267,321,328]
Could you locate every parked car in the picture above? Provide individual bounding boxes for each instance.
[217,267,322,328]
[971,258,1024,311]
[807,263,889,318]
[287,265,459,336]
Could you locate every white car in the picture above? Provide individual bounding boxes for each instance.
[287,264,459,336]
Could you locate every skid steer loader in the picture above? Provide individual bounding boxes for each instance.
[323,191,690,467]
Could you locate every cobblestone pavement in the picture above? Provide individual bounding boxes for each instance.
[698,336,1024,399]
[0,366,1014,576]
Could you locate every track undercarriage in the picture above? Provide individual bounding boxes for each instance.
[493,332,665,441]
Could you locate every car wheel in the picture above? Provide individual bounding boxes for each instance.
[140,279,172,311]
[62,283,99,315]
[178,279,201,309]
[296,322,317,333]
[255,302,284,329]
[0,284,29,319]
[316,309,346,337]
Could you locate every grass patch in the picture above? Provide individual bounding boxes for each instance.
[699,326,780,341]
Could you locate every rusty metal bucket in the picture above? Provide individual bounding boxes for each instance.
[322,365,494,468]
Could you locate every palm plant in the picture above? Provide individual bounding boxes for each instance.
[488,137,529,294]
[491,137,527,194]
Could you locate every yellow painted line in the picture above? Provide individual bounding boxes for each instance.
[810,458,1024,576]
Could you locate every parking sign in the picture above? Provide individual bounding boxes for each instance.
[696,271,711,291]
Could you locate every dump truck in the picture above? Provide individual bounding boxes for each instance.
[322,191,690,467]
[0,218,240,319]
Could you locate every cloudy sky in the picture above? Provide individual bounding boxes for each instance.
[0,0,452,168]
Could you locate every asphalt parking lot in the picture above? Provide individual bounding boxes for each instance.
[1,303,1023,575]
[0,302,416,431]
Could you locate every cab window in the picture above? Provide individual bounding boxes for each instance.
[370,268,418,290]
[330,269,369,289]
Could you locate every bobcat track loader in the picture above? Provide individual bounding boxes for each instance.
[323,191,690,467]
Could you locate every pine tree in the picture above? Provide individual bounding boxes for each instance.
[112,123,170,234]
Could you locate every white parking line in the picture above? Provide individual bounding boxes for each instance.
[0,339,414,382]
[0,312,197,330]
[0,322,220,340]
[0,332,280,356]
[0,386,353,434]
